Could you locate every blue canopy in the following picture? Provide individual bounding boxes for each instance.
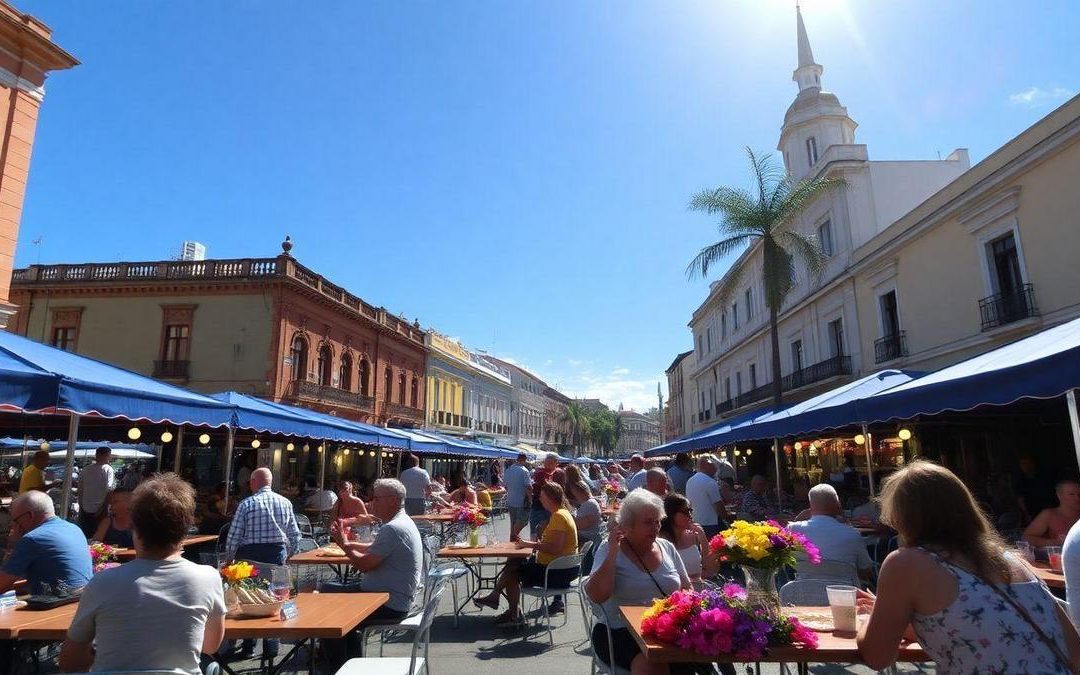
[853,316,1080,424]
[420,430,519,459]
[645,404,785,456]
[211,392,408,448]
[0,329,233,427]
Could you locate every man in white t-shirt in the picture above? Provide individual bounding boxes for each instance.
[504,453,532,541]
[788,484,872,582]
[399,454,432,516]
[624,455,647,492]
[77,446,115,537]
[60,474,225,674]
[685,455,727,538]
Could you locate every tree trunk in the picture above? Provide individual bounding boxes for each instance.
[769,304,783,406]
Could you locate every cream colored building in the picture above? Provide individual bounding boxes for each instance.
[687,8,970,431]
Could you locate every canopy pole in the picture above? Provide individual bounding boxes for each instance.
[1067,390,1080,473]
[59,415,80,520]
[318,443,327,493]
[862,424,875,498]
[173,428,185,473]
[20,434,28,474]
[222,428,235,514]
[773,438,783,506]
[396,449,403,477]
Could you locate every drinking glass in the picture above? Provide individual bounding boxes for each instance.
[270,565,292,602]
[826,585,858,633]
[1047,546,1064,572]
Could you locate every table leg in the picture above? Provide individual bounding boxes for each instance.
[212,638,313,675]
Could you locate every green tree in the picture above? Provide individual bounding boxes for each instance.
[687,148,844,405]
[560,400,592,458]
[588,409,619,457]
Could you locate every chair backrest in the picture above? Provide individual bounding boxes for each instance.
[406,583,447,672]
[295,513,314,537]
[779,578,832,606]
[795,558,859,585]
[546,552,584,572]
[581,579,622,674]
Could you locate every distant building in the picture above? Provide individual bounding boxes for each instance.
[0,2,78,328]
[542,386,571,453]
[180,241,207,261]
[615,409,661,455]
[576,398,609,415]
[486,356,547,450]
[664,350,693,441]
[424,332,513,445]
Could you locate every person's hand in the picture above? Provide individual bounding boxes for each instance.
[691,523,706,540]
[855,588,876,612]
[607,527,624,558]
[514,539,531,550]
[329,520,346,547]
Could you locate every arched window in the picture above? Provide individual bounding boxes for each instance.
[359,359,371,396]
[806,136,818,166]
[411,377,419,408]
[317,344,333,386]
[338,353,352,391]
[290,336,308,382]
[398,373,406,404]
[383,367,392,402]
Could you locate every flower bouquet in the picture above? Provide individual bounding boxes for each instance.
[220,561,280,618]
[453,504,488,547]
[640,585,818,660]
[601,477,622,506]
[709,520,820,612]
[89,542,120,574]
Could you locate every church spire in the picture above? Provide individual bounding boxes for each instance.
[793,5,823,93]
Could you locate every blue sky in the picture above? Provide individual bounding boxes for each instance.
[16,0,1079,411]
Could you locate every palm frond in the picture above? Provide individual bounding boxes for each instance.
[745,148,786,207]
[774,175,847,228]
[686,234,754,280]
[775,229,828,282]
[713,263,747,309]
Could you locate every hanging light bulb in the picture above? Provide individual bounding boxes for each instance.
[160,430,174,443]
[318,445,324,453]
[251,439,261,449]
[898,428,912,441]
[369,451,376,457]
[127,427,142,441]
[40,441,50,451]
[303,444,310,452]
[854,434,866,445]
[343,448,350,456]
[746,449,753,456]
[733,450,741,457]
[794,442,803,451]
[199,433,211,445]
[286,442,295,451]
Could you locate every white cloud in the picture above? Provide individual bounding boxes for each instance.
[568,359,585,367]
[1009,86,1073,107]
[611,367,631,376]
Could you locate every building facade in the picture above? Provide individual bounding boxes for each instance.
[542,386,571,453]
[487,356,547,449]
[687,7,970,431]
[424,332,513,444]
[0,3,77,327]
[664,350,693,441]
[615,409,662,455]
[9,245,428,427]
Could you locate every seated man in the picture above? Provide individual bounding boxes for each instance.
[59,473,226,674]
[325,478,422,666]
[741,475,773,519]
[0,491,92,596]
[1024,479,1080,547]
[304,481,338,512]
[788,484,873,582]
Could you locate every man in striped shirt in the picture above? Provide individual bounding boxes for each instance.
[221,467,300,661]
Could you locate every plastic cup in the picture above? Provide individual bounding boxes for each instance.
[1047,546,1063,572]
[826,585,858,633]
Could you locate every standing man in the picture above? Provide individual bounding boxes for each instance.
[667,453,694,495]
[222,468,300,661]
[399,454,432,516]
[324,478,423,666]
[624,455,647,492]
[78,446,115,537]
[504,453,532,541]
[644,468,669,497]
[686,455,727,538]
[529,453,559,538]
[19,449,60,494]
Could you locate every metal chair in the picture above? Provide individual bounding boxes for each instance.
[566,540,595,630]
[520,551,584,645]
[335,583,446,675]
[422,534,468,627]
[579,579,631,675]
[794,558,860,585]
[779,578,834,606]
[360,575,449,664]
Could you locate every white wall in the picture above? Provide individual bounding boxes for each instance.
[867,154,970,244]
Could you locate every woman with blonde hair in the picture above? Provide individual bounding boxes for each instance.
[857,460,1080,672]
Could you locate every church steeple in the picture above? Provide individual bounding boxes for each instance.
[793,5,823,93]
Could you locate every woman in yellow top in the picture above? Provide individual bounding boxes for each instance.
[473,482,578,626]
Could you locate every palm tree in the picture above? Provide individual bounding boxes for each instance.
[560,400,592,458]
[687,148,845,406]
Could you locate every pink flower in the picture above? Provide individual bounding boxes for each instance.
[721,583,747,601]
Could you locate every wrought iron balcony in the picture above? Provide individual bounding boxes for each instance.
[386,402,424,424]
[716,355,853,414]
[288,380,375,412]
[153,360,189,379]
[979,283,1038,331]
[715,400,734,416]
[874,332,907,364]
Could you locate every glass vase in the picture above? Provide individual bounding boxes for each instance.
[468,527,480,548]
[740,565,780,615]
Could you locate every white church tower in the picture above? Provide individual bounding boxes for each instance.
[779,5,858,181]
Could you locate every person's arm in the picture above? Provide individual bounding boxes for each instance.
[1023,510,1060,546]
[58,639,94,672]
[853,532,875,582]
[286,510,301,555]
[694,524,720,579]
[60,583,99,672]
[91,517,109,543]
[856,550,919,670]
[0,571,18,595]
[586,534,619,603]
[201,612,225,655]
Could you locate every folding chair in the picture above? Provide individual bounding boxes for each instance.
[520,551,584,646]
[335,584,446,675]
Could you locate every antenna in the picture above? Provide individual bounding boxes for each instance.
[31,235,43,264]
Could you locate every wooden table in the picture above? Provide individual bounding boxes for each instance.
[15,592,388,675]
[437,543,531,619]
[620,605,927,670]
[111,534,219,561]
[288,546,353,582]
[0,601,79,639]
[1032,561,1066,589]
[411,512,458,544]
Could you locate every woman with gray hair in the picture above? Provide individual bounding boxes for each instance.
[586,488,691,675]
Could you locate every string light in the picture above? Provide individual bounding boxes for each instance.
[198,433,210,445]
[369,451,376,457]
[343,449,350,456]
[794,442,803,451]
[40,441,50,451]
[127,427,142,440]
[160,431,174,443]
[746,449,753,456]
[318,445,324,453]
[854,434,866,445]
[286,443,295,451]
[898,428,912,441]
[251,439,261,449]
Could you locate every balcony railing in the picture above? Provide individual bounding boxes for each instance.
[979,283,1038,331]
[288,380,375,412]
[153,360,189,379]
[716,355,853,415]
[874,332,907,364]
[386,402,424,423]
[715,399,734,416]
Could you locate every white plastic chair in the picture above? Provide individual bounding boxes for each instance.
[335,584,446,675]
[794,558,859,585]
[578,579,631,675]
[422,534,468,627]
[779,578,833,606]
[567,540,595,629]
[520,551,584,645]
[360,576,448,663]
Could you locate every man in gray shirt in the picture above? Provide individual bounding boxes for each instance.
[326,478,423,667]
[504,453,532,541]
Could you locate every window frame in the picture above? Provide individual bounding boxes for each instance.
[806,136,818,166]
[817,218,834,257]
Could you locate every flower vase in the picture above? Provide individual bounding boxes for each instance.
[468,527,480,548]
[740,566,780,615]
